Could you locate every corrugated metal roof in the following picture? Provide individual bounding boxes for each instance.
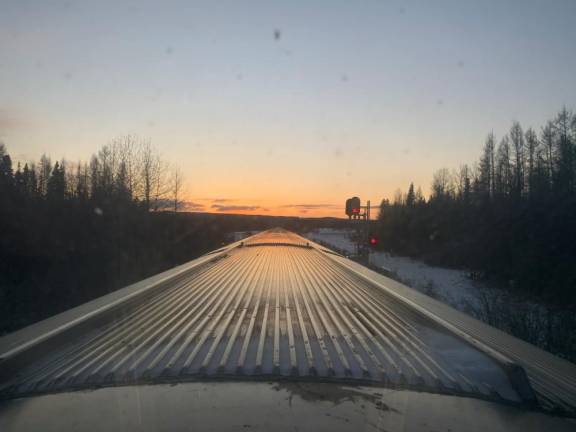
[1,230,532,407]
[334,252,576,413]
[243,230,311,248]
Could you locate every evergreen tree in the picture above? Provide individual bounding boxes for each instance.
[406,182,415,207]
[0,143,14,189]
[14,163,25,196]
[37,154,52,197]
[509,121,525,197]
[554,107,575,194]
[46,161,66,201]
[525,128,538,196]
[479,133,495,199]
[375,107,576,309]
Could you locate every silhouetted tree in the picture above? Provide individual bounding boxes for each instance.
[46,161,66,201]
[495,136,512,197]
[37,154,52,197]
[0,143,13,189]
[554,107,575,194]
[479,133,496,199]
[171,166,184,212]
[510,121,525,197]
[376,107,576,309]
[0,139,216,337]
[406,182,415,207]
[525,128,538,197]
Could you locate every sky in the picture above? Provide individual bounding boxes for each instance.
[1,0,576,217]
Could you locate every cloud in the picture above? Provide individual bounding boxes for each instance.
[211,204,262,212]
[281,203,339,210]
[194,197,237,202]
[183,201,205,211]
[151,199,205,211]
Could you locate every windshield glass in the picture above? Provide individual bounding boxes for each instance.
[1,1,576,430]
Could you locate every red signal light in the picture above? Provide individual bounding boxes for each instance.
[369,236,378,246]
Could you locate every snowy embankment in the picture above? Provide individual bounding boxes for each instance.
[305,228,483,312]
[231,231,258,242]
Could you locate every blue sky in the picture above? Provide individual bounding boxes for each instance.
[1,0,575,215]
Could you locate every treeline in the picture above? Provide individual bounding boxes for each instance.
[2,135,184,212]
[376,107,576,304]
[0,136,222,334]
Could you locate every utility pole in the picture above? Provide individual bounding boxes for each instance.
[366,200,371,265]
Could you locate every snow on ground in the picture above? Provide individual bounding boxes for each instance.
[306,228,357,254]
[367,252,482,310]
[305,228,482,311]
[306,228,575,360]
[231,231,258,242]
[228,228,562,353]
[234,228,530,321]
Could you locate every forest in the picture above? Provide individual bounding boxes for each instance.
[376,108,576,306]
[0,137,346,334]
[0,136,229,334]
[2,107,575,345]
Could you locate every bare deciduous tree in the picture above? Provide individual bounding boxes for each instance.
[170,166,184,212]
[525,128,538,195]
[541,121,555,187]
[431,168,453,200]
[140,139,156,211]
[510,121,525,196]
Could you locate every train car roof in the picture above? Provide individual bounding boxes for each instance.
[1,229,575,431]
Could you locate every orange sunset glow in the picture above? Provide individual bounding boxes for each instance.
[4,2,575,218]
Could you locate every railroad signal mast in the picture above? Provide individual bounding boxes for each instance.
[345,197,363,220]
[344,196,374,259]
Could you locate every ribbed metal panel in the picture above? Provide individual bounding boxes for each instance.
[333,252,576,413]
[243,230,310,248]
[0,231,523,405]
